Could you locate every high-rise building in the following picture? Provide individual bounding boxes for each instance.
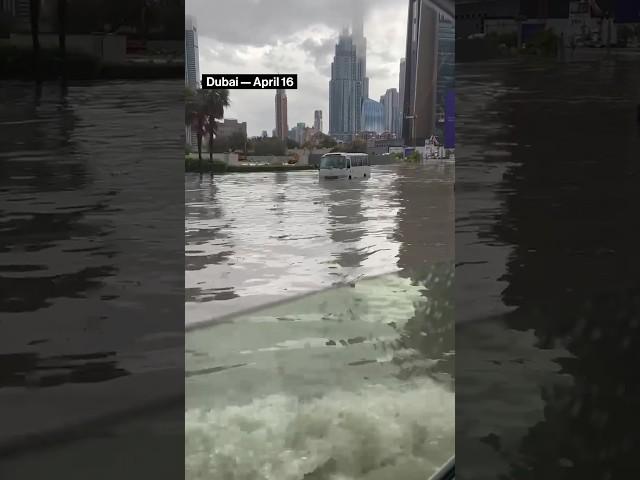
[329,10,369,142]
[329,30,358,142]
[381,88,400,136]
[314,110,323,133]
[361,98,385,134]
[185,16,200,90]
[435,14,455,142]
[402,0,438,146]
[399,58,406,138]
[275,89,288,143]
[185,15,200,147]
[261,130,268,138]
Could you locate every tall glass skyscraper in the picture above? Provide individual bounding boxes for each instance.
[402,0,438,146]
[329,9,369,142]
[185,16,200,90]
[185,15,200,146]
[361,98,385,134]
[435,14,455,142]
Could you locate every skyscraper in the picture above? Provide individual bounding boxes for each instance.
[402,0,438,146]
[361,98,385,134]
[185,16,200,89]
[399,58,406,138]
[435,13,455,143]
[314,110,323,133]
[329,30,358,141]
[185,15,200,146]
[275,89,288,143]
[381,88,400,135]
[329,9,369,142]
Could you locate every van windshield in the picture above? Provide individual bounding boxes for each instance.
[320,156,347,169]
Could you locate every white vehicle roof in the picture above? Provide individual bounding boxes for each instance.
[321,152,368,157]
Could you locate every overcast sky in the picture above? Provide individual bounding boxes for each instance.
[186,0,407,137]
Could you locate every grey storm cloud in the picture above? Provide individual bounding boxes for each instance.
[186,0,400,46]
[187,0,408,136]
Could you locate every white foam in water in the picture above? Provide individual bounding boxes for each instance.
[186,379,454,480]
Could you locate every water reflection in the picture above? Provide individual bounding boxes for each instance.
[185,165,454,325]
[457,58,640,479]
[0,81,183,453]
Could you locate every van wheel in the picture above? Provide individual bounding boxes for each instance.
[349,175,352,179]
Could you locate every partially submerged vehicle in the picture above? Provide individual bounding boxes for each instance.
[319,152,370,180]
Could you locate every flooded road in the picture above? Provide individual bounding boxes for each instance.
[456,57,640,479]
[0,81,183,475]
[185,165,453,325]
[185,165,455,479]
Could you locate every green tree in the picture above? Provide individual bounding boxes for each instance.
[185,87,230,163]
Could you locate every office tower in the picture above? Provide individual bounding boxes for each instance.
[435,14,455,142]
[329,4,369,142]
[402,0,438,146]
[361,98,385,134]
[314,110,323,133]
[329,30,358,141]
[381,88,400,135]
[185,15,200,146]
[399,58,406,138]
[185,15,200,89]
[295,122,306,145]
[275,89,288,143]
[261,130,268,138]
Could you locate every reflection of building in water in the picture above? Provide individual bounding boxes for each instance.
[323,182,368,269]
[393,166,454,277]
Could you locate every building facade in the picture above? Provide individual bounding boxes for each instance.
[185,15,200,89]
[329,31,357,141]
[435,14,455,141]
[216,119,247,140]
[275,88,288,143]
[314,110,323,133]
[361,98,385,134]
[403,0,438,146]
[399,57,406,138]
[381,88,400,136]
[329,13,369,142]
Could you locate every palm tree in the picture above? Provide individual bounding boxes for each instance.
[203,89,230,162]
[185,88,230,164]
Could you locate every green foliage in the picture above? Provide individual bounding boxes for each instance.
[185,87,231,160]
[405,151,422,163]
[286,138,300,149]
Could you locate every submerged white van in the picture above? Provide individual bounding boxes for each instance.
[319,153,371,180]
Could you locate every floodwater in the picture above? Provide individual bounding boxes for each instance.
[185,165,454,324]
[456,56,640,479]
[185,166,455,479]
[0,81,183,478]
